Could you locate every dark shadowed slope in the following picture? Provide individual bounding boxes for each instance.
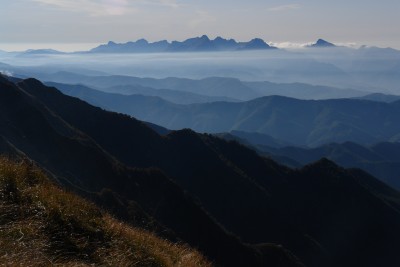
[1,75,303,267]
[10,77,400,267]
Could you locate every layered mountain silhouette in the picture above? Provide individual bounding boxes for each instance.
[253,141,400,190]
[2,75,400,266]
[90,35,277,53]
[39,72,262,101]
[46,81,400,147]
[355,93,400,103]
[19,49,65,55]
[37,71,367,101]
[45,82,240,105]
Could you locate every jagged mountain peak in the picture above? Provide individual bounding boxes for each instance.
[91,36,275,53]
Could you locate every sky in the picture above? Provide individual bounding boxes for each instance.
[0,0,399,51]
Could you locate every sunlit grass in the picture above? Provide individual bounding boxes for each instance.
[0,157,211,267]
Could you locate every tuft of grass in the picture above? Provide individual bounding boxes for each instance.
[0,157,211,267]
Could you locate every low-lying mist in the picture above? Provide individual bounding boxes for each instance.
[1,46,400,94]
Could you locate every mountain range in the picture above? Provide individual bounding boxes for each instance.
[42,78,400,191]
[37,71,368,101]
[214,130,400,191]
[3,75,400,266]
[253,141,400,191]
[90,35,277,53]
[1,37,339,55]
[44,81,400,147]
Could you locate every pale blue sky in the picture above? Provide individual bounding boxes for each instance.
[1,0,399,50]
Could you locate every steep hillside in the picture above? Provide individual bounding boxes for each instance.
[19,76,400,266]
[0,157,210,266]
[0,75,303,267]
[3,75,400,267]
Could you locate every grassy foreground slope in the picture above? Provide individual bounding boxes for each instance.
[0,157,210,267]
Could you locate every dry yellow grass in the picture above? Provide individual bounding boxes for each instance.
[0,157,211,267]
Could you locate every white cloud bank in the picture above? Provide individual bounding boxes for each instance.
[269,42,359,49]
[0,70,13,76]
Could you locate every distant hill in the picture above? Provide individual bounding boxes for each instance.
[45,83,400,147]
[19,49,65,55]
[37,71,370,101]
[309,39,336,48]
[245,81,367,100]
[90,35,277,53]
[354,93,400,103]
[258,141,400,190]
[39,72,261,101]
[46,82,240,105]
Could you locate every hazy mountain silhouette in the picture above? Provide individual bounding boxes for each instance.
[257,141,400,190]
[216,130,293,148]
[45,82,240,105]
[37,71,370,101]
[90,35,277,53]
[19,49,65,55]
[3,75,400,266]
[245,81,366,99]
[93,39,170,53]
[39,72,261,100]
[239,38,275,50]
[355,93,400,103]
[309,39,336,48]
[46,83,400,147]
[3,41,400,94]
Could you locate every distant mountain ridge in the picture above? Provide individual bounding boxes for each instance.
[90,35,277,53]
[257,141,400,190]
[44,80,400,147]
[36,71,368,101]
[309,39,336,48]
